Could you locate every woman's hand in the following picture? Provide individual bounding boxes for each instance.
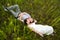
[34,19,37,23]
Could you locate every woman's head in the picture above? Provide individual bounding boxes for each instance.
[24,18,34,25]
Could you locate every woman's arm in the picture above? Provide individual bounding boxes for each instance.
[34,19,37,23]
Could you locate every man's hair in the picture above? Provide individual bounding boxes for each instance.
[24,18,34,25]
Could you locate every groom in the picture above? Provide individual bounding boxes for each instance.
[3,4,37,24]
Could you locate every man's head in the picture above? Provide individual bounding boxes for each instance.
[24,17,34,25]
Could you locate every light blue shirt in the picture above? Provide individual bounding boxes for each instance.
[22,13,31,20]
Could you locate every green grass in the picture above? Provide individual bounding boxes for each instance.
[0,0,60,40]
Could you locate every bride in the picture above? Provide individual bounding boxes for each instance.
[24,17,54,37]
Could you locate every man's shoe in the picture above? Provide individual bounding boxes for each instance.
[2,6,8,11]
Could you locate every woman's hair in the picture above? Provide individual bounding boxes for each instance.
[24,18,34,25]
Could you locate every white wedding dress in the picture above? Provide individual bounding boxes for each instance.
[28,23,54,35]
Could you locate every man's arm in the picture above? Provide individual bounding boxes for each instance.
[17,17,24,22]
[17,14,24,22]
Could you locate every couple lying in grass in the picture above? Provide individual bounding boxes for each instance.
[3,4,54,37]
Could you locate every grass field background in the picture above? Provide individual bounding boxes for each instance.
[0,0,60,40]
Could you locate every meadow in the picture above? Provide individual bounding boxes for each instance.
[0,0,60,40]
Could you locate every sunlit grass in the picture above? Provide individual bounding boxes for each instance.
[0,0,60,40]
